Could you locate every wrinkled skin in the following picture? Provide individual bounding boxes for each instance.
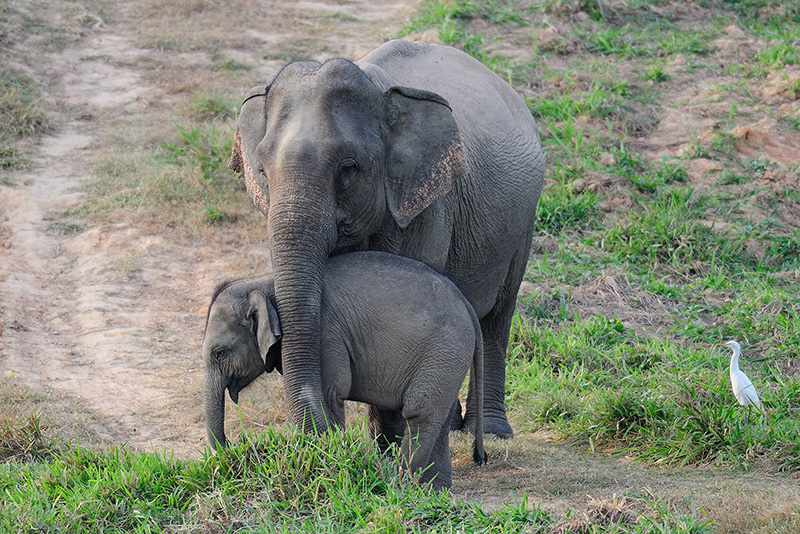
[203,251,487,490]
[230,39,544,439]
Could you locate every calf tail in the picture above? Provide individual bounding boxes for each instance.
[469,305,488,466]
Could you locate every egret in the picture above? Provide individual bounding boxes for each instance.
[718,340,761,409]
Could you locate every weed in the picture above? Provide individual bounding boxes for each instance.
[743,157,777,177]
[577,23,715,59]
[400,0,525,65]
[202,203,227,224]
[518,287,574,322]
[115,257,143,275]
[645,61,671,83]
[159,122,233,181]
[756,41,799,70]
[601,188,735,272]
[215,56,248,71]
[530,77,630,122]
[308,10,360,23]
[718,169,752,185]
[45,221,84,236]
[764,230,800,267]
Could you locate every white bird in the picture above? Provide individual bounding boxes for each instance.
[719,340,761,408]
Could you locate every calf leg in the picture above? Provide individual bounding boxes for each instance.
[403,403,454,490]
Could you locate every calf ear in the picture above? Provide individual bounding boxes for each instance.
[247,290,282,373]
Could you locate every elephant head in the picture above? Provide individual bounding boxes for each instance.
[203,279,282,447]
[230,58,464,432]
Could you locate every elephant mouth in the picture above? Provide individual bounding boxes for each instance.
[227,383,242,404]
[227,371,262,405]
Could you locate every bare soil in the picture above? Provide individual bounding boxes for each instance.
[1,1,799,532]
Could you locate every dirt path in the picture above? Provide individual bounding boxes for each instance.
[1,10,190,452]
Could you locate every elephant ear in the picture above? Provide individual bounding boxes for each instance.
[247,290,283,374]
[384,86,464,229]
[230,86,270,216]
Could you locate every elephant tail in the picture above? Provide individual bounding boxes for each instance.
[469,302,488,466]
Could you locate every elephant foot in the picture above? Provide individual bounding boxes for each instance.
[463,414,514,439]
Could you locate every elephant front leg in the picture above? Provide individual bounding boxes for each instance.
[368,406,406,454]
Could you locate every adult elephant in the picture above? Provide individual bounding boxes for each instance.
[229,39,543,439]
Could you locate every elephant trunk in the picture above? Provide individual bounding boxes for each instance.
[268,174,337,433]
[205,374,228,448]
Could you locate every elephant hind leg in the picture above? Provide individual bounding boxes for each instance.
[403,402,455,490]
[465,246,532,439]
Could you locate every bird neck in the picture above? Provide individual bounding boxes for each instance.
[729,350,740,374]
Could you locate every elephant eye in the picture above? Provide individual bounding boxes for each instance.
[212,347,229,361]
[337,158,360,187]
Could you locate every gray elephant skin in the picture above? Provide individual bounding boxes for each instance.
[230,39,544,439]
[203,251,487,490]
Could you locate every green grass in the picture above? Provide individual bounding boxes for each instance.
[0,414,61,464]
[0,424,718,533]
[0,139,27,173]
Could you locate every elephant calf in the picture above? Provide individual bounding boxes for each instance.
[203,251,487,489]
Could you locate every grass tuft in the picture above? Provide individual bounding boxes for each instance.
[0,413,61,463]
[0,70,51,137]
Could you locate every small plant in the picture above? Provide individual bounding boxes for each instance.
[215,56,248,71]
[600,187,739,271]
[683,137,711,159]
[536,179,599,234]
[582,27,635,56]
[743,156,777,177]
[764,230,800,267]
[45,221,84,235]
[645,61,671,83]
[0,137,27,172]
[202,203,227,224]
[518,287,573,322]
[159,122,233,181]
